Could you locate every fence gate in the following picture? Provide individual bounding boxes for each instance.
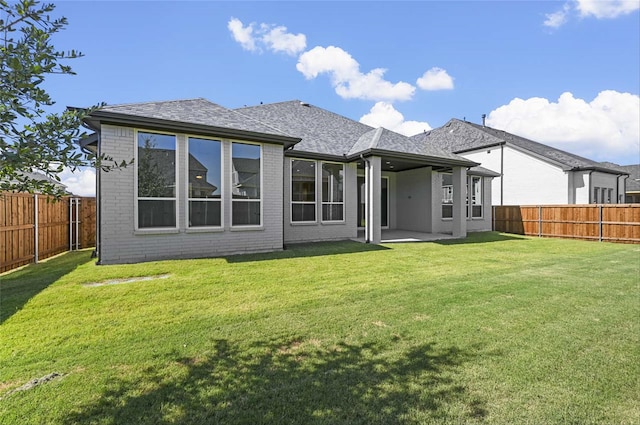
[69,197,80,251]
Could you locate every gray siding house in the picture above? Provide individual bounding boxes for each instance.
[82,99,495,264]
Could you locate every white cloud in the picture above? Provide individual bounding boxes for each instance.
[416,67,454,91]
[543,0,639,28]
[544,4,571,28]
[359,102,431,136]
[575,0,639,19]
[261,25,307,56]
[227,18,306,56]
[486,90,640,162]
[59,167,96,197]
[228,18,256,52]
[297,46,415,102]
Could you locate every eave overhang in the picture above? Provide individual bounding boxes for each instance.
[350,148,479,169]
[83,110,301,148]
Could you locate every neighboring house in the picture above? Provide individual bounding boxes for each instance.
[412,119,628,206]
[80,98,495,264]
[602,163,640,203]
[3,171,67,194]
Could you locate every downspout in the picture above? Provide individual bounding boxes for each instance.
[587,170,594,203]
[360,154,370,243]
[616,174,626,203]
[500,143,504,206]
[80,133,101,263]
[282,146,295,251]
[282,158,286,250]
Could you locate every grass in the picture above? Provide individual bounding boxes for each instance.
[0,232,638,424]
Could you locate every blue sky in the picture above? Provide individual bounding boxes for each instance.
[44,1,639,196]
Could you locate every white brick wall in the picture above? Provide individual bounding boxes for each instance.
[99,125,284,264]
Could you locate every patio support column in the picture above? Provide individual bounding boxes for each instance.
[452,166,467,238]
[367,156,382,244]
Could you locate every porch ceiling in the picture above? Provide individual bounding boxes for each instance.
[354,157,452,172]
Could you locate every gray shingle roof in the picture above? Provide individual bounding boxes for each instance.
[236,101,473,164]
[93,98,294,139]
[412,118,625,174]
[236,100,372,157]
[607,163,640,191]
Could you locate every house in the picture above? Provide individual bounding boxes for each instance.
[80,98,496,264]
[602,163,640,203]
[412,119,629,206]
[3,171,67,194]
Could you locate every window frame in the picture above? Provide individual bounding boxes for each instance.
[134,129,178,231]
[441,173,453,220]
[186,135,223,229]
[469,176,483,219]
[231,141,263,228]
[321,161,345,223]
[290,158,317,224]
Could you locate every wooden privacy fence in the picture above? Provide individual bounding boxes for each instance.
[493,204,640,244]
[0,193,96,273]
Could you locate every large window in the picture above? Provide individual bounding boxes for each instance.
[232,142,261,226]
[442,173,453,219]
[322,162,344,221]
[137,131,176,228]
[188,137,222,227]
[442,174,483,219]
[291,159,316,222]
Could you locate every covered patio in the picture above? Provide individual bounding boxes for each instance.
[354,229,459,243]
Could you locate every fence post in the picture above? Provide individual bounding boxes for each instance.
[492,206,495,231]
[34,193,39,263]
[538,205,542,238]
[599,204,603,242]
[69,198,73,251]
[75,198,80,249]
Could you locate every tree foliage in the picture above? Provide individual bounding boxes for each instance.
[0,0,125,197]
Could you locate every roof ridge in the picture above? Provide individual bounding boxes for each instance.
[231,108,295,138]
[103,97,210,109]
[370,127,384,149]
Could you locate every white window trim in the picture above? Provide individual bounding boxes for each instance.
[134,129,179,231]
[186,135,223,230]
[321,161,345,223]
[290,158,317,224]
[231,141,263,228]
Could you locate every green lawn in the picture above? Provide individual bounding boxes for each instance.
[1,232,638,425]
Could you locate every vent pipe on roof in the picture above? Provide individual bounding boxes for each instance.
[300,101,310,107]
[482,114,486,127]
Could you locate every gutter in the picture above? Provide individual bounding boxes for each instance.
[90,111,301,148]
[348,148,478,168]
